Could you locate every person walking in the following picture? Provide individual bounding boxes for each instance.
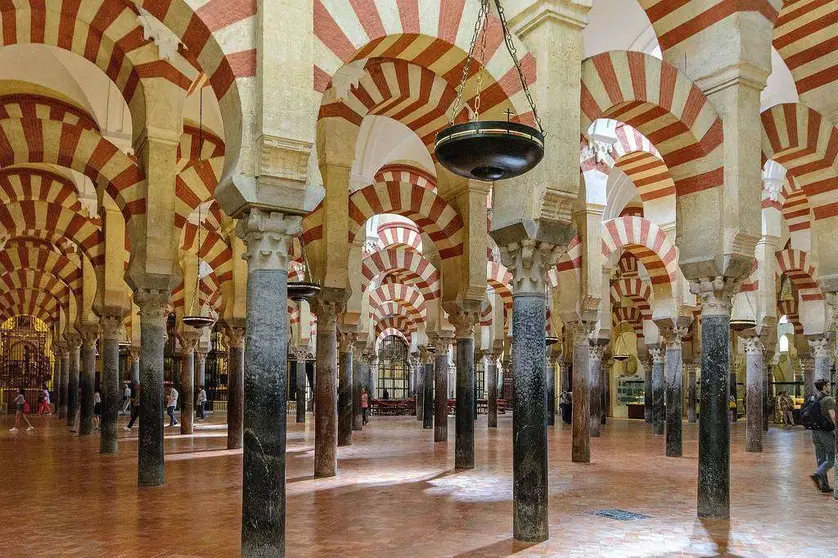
[166,385,179,427]
[196,385,207,421]
[38,384,51,415]
[93,388,102,430]
[805,379,835,494]
[9,388,33,431]
[361,387,370,425]
[124,384,140,431]
[121,382,132,415]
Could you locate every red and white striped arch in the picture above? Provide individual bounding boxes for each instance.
[761,103,838,219]
[612,306,644,337]
[614,151,677,202]
[0,288,63,322]
[778,297,804,335]
[775,248,823,301]
[375,314,415,337]
[362,246,439,299]
[376,327,409,349]
[0,244,82,296]
[174,125,226,224]
[371,301,420,329]
[782,184,812,233]
[601,216,678,286]
[610,277,653,320]
[0,299,57,324]
[377,222,423,252]
[0,94,100,131]
[368,283,426,318]
[374,164,436,191]
[0,168,82,210]
[179,222,233,286]
[0,269,72,307]
[581,51,724,197]
[548,235,582,287]
[486,261,512,313]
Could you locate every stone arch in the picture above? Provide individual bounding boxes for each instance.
[0,269,72,307]
[179,221,233,285]
[371,301,420,328]
[613,305,643,337]
[362,246,439,300]
[175,125,226,222]
[374,164,436,192]
[613,150,676,203]
[487,261,512,314]
[0,244,82,296]
[0,300,55,323]
[0,288,64,322]
[368,283,426,319]
[0,93,100,131]
[376,327,408,350]
[775,248,823,302]
[611,276,653,320]
[0,168,83,210]
[376,223,424,252]
[601,216,678,287]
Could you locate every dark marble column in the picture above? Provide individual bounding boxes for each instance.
[589,343,604,437]
[78,329,98,436]
[179,332,200,436]
[237,210,297,555]
[601,361,610,425]
[415,353,424,422]
[227,327,245,450]
[546,353,556,426]
[809,337,831,385]
[312,298,341,477]
[559,359,569,396]
[570,322,593,463]
[100,315,123,454]
[130,348,140,387]
[59,348,69,419]
[352,342,366,431]
[661,327,687,457]
[433,332,453,442]
[649,346,665,436]
[67,336,81,430]
[135,289,169,487]
[423,356,434,430]
[487,351,499,428]
[196,348,207,394]
[643,357,652,423]
[337,332,354,447]
[742,335,764,452]
[294,347,308,424]
[801,356,815,400]
[449,307,479,470]
[52,354,61,415]
[687,363,697,424]
[762,348,774,432]
[695,279,734,519]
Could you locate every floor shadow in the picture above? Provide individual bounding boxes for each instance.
[696,517,743,558]
[453,536,537,557]
[287,474,316,483]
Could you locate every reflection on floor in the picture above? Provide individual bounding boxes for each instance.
[1,412,836,556]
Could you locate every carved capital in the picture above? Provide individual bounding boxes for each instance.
[808,336,831,358]
[226,326,246,349]
[565,320,595,346]
[445,303,481,339]
[499,239,563,294]
[648,345,665,364]
[338,331,358,353]
[134,288,170,324]
[689,276,739,317]
[64,332,82,350]
[195,348,207,366]
[311,299,344,330]
[78,325,99,347]
[741,335,764,356]
[180,331,201,354]
[430,331,455,357]
[129,346,140,364]
[236,209,301,271]
[660,326,689,350]
[100,315,124,341]
[589,343,605,362]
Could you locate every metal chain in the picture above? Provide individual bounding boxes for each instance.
[493,0,545,134]
[449,0,489,126]
[473,5,490,122]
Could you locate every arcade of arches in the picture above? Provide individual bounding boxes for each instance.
[1,0,838,555]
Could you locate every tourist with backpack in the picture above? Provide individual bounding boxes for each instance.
[800,379,835,493]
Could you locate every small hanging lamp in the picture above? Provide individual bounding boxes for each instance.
[435,0,545,181]
[545,336,560,347]
[287,238,321,303]
[612,335,629,362]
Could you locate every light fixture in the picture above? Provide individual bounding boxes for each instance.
[612,335,629,362]
[434,0,545,181]
[287,238,321,303]
[545,336,559,347]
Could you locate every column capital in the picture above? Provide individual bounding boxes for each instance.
[498,239,563,295]
[689,276,740,317]
[129,346,140,363]
[235,208,301,271]
[195,348,207,366]
[659,325,689,350]
[100,315,124,341]
[338,331,357,353]
[430,331,455,357]
[444,302,481,339]
[807,336,831,358]
[78,325,99,346]
[64,332,82,350]
[741,335,764,355]
[589,343,605,363]
[311,299,344,330]
[648,345,665,364]
[180,331,201,354]
[564,320,595,346]
[226,326,246,349]
[134,288,170,322]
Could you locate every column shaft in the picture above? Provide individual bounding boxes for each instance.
[338,346,353,446]
[423,361,434,429]
[487,357,498,428]
[59,353,69,419]
[434,340,451,442]
[67,343,80,429]
[455,336,475,469]
[180,349,195,435]
[352,355,364,431]
[79,338,97,436]
[589,351,603,437]
[131,355,140,387]
[136,292,168,487]
[416,361,424,422]
[571,334,591,463]
[228,343,245,449]
[644,362,652,423]
[100,323,121,454]
[744,339,763,452]
[651,348,665,436]
[687,367,697,423]
[296,359,307,424]
[314,304,339,477]
[546,356,555,427]
[664,346,683,457]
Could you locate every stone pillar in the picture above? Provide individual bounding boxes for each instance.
[66,335,81,429]
[589,343,605,437]
[293,346,308,424]
[367,355,377,402]
[416,349,427,422]
[352,342,366,431]
[661,326,687,457]
[100,315,123,454]
[337,332,354,447]
[78,328,98,436]
[449,308,480,470]
[487,351,499,428]
[601,360,611,425]
[569,322,593,463]
[741,335,764,452]
[59,348,69,419]
[433,332,454,442]
[423,351,434,430]
[236,210,298,555]
[801,356,815,400]
[693,277,736,519]
[643,357,652,424]
[809,336,831,384]
[687,362,697,424]
[226,326,245,450]
[546,353,556,427]
[129,347,140,387]
[649,346,665,436]
[762,347,774,432]
[52,352,62,415]
[134,289,170,487]
[195,347,207,393]
[179,331,200,435]
[312,298,342,477]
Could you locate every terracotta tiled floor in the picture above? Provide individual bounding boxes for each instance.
[1,412,836,556]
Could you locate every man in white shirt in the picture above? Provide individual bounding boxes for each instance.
[167,386,179,427]
[122,383,132,415]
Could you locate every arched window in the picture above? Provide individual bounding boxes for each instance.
[377,335,409,399]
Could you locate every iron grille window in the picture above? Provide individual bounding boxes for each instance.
[377,335,409,399]
[1,315,52,409]
[476,355,485,399]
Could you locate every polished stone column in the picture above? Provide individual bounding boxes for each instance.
[570,322,593,463]
[129,347,140,387]
[337,332,355,447]
[589,343,605,437]
[661,326,687,457]
[601,360,610,425]
[643,357,652,424]
[762,348,774,432]
[236,210,298,555]
[694,277,735,519]
[742,335,764,452]
[293,346,308,424]
[227,326,245,450]
[352,342,366,431]
[449,309,479,470]
[59,348,69,419]
[195,348,207,393]
[809,336,831,384]
[687,362,697,423]
[135,289,170,487]
[423,352,434,430]
[78,328,98,436]
[67,336,81,430]
[52,353,62,414]
[487,351,499,428]
[312,298,341,477]
[801,356,815,400]
[100,315,123,454]
[432,332,454,442]
[649,346,665,436]
[179,331,200,435]
[546,353,556,427]
[415,349,428,422]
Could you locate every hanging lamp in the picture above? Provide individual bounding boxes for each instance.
[612,334,629,362]
[435,0,545,181]
[183,87,217,330]
[287,238,321,303]
[545,336,559,347]
[730,291,756,332]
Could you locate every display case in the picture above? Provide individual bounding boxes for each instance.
[617,376,645,405]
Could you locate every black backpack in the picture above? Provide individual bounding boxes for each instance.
[799,394,835,432]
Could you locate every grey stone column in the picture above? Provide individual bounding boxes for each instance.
[742,335,764,452]
[226,327,245,450]
[649,346,665,436]
[809,337,831,384]
[134,289,170,487]
[642,357,652,423]
[423,352,434,430]
[694,277,736,519]
[487,350,499,428]
[130,347,140,387]
[801,356,815,400]
[601,360,611,425]
[432,332,453,442]
[180,331,200,435]
[293,346,308,424]
[559,358,569,395]
[52,352,62,414]
[661,326,687,457]
[687,362,697,423]
[66,335,81,429]
[449,307,480,470]
[415,350,427,422]
[352,342,366,431]
[195,348,207,393]
[337,332,354,447]
[59,348,69,419]
[367,355,377,402]
[100,315,123,454]
[570,322,593,463]
[236,210,298,555]
[78,328,98,436]
[312,297,342,478]
[546,353,556,426]
[589,343,605,437]
[762,347,775,432]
